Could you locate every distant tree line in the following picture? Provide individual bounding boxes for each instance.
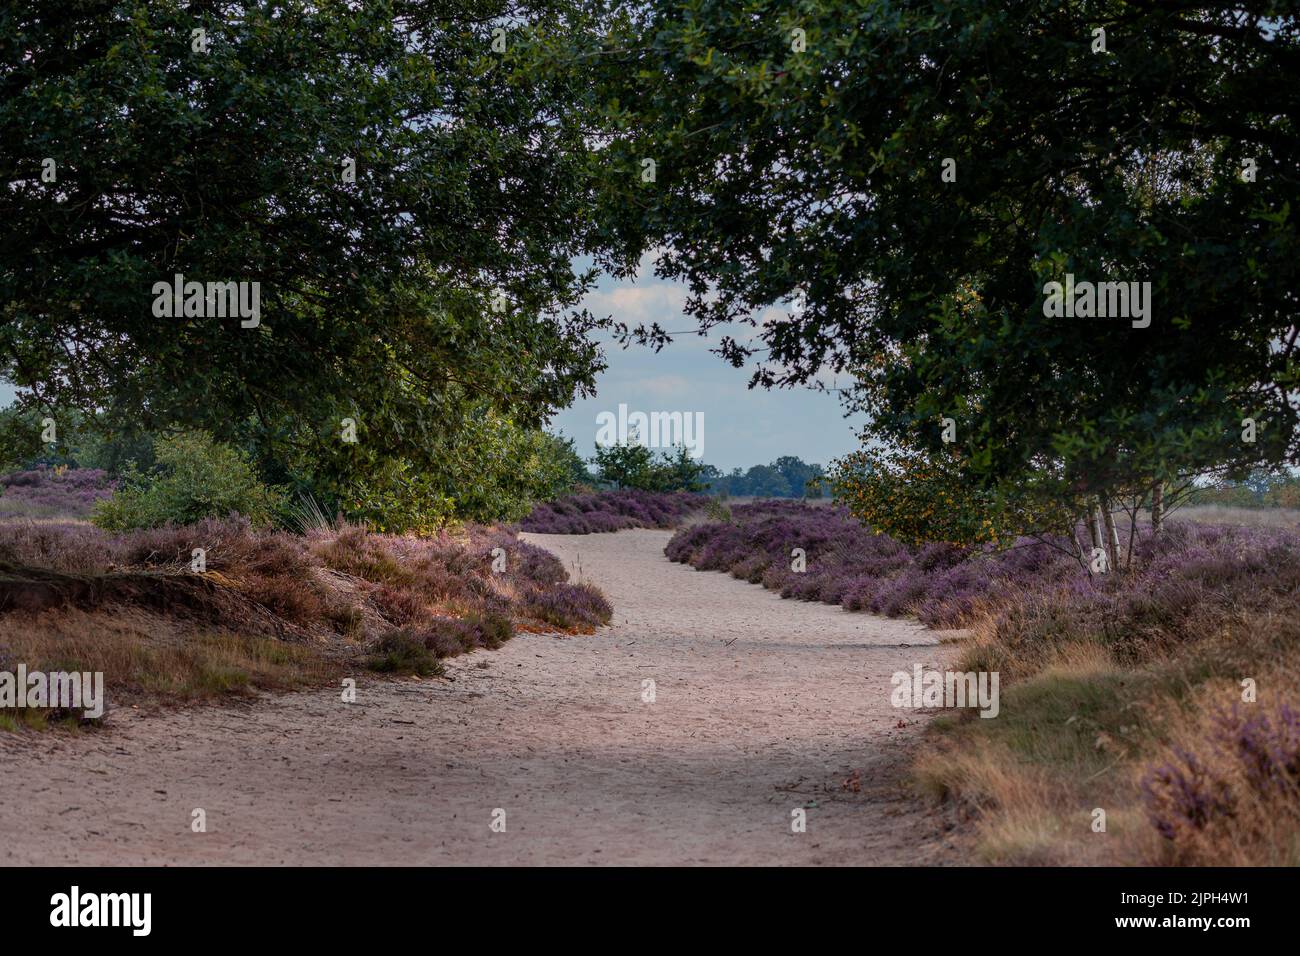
[697,457,824,499]
[1191,471,1300,510]
[561,435,823,498]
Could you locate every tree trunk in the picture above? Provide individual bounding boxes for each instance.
[1071,523,1091,570]
[1151,480,1164,535]
[1101,499,1121,572]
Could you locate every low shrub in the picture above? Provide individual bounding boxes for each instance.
[665,499,1077,628]
[1137,702,1300,866]
[1,514,614,676]
[0,520,119,575]
[365,631,444,677]
[370,585,426,625]
[522,582,613,630]
[314,525,415,586]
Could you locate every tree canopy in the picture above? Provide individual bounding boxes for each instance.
[563,0,1299,518]
[7,2,1298,533]
[2,0,607,521]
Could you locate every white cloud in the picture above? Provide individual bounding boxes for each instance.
[585,282,688,327]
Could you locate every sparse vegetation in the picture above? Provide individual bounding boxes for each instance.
[365,631,444,678]
[0,605,338,717]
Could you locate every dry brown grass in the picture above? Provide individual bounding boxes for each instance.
[0,605,345,731]
[917,639,1151,865]
[1137,681,1300,867]
[918,580,1300,865]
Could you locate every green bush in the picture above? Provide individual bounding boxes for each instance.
[273,413,580,534]
[592,440,706,492]
[365,631,444,677]
[92,431,288,530]
[537,432,596,494]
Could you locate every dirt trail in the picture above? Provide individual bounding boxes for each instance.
[0,529,958,865]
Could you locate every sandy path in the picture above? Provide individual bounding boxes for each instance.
[0,529,957,865]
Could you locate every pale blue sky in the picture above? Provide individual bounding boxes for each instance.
[1,268,863,471]
[551,265,863,471]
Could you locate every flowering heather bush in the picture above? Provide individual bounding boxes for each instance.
[1142,704,1300,859]
[0,467,116,519]
[1140,747,1238,842]
[518,489,706,534]
[667,502,1300,653]
[1216,703,1300,798]
[977,522,1300,679]
[665,500,1077,628]
[0,520,117,575]
[0,516,611,666]
[523,582,614,630]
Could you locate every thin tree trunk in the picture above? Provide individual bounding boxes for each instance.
[1071,523,1091,572]
[1151,480,1164,535]
[1086,499,1109,572]
[1101,498,1121,572]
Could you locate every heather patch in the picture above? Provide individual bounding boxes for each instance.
[0,467,116,520]
[926,523,1300,864]
[519,489,705,534]
[1140,703,1300,865]
[671,501,1300,863]
[665,500,1077,628]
